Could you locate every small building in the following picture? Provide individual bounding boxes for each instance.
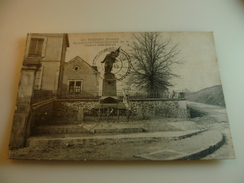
[60,56,100,98]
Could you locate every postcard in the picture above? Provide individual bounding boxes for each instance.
[9,32,235,160]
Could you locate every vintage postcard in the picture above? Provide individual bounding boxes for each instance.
[9,32,235,160]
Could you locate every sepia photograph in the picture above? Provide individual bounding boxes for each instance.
[8,31,235,160]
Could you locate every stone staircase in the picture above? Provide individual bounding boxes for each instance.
[20,120,227,160]
[32,125,89,135]
[32,123,146,136]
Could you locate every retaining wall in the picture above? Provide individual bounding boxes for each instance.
[51,99,188,122]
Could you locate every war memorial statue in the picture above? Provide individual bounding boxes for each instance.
[101,47,120,75]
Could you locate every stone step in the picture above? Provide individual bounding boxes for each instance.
[94,128,146,133]
[26,129,206,149]
[32,125,89,135]
[32,124,146,135]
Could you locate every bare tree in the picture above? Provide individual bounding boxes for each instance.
[129,32,180,97]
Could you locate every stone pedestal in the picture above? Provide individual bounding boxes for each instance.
[102,73,117,96]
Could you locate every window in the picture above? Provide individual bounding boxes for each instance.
[73,66,80,71]
[28,38,44,57]
[69,81,82,94]
[75,81,81,93]
[34,65,44,90]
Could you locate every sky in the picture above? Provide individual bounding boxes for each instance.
[65,32,222,92]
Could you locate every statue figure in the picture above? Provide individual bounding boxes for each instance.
[101,47,120,74]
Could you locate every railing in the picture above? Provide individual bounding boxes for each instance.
[32,90,54,104]
[58,90,185,99]
[32,90,185,101]
[57,91,101,99]
[128,91,185,99]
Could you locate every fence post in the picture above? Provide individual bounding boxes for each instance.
[78,105,84,122]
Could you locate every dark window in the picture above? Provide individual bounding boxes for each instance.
[69,81,75,93]
[28,38,44,57]
[69,81,82,94]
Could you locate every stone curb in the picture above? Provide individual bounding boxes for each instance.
[175,133,226,160]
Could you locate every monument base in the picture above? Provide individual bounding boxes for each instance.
[102,73,117,96]
[100,96,119,104]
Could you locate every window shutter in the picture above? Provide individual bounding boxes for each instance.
[28,38,44,57]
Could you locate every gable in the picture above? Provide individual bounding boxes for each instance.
[64,56,98,75]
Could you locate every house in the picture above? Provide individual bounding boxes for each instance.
[9,33,69,148]
[60,56,100,98]
[24,33,69,94]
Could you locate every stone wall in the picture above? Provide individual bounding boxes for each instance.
[51,99,188,123]
[52,100,98,123]
[129,100,188,120]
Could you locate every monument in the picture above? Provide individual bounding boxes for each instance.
[92,47,132,119]
[101,47,120,97]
